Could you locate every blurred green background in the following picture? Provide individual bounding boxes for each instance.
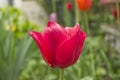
[0,0,120,80]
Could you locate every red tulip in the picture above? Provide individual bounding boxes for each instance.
[66,2,73,11]
[76,0,92,11]
[113,9,120,19]
[29,21,86,68]
[113,9,117,19]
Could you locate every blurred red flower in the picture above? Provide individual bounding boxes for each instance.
[113,9,120,19]
[29,21,86,68]
[113,9,117,19]
[66,2,73,11]
[76,0,92,11]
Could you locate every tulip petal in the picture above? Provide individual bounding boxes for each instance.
[76,0,92,11]
[65,24,80,36]
[55,30,80,68]
[29,31,55,67]
[42,26,69,53]
[47,21,66,34]
[71,31,86,64]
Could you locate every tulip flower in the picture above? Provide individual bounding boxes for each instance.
[113,9,120,19]
[76,0,92,11]
[29,21,86,68]
[112,9,120,20]
[66,2,73,11]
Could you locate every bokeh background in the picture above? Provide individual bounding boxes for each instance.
[0,0,120,80]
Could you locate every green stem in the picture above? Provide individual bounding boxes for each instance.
[100,50,112,78]
[84,12,90,35]
[75,0,79,23]
[59,69,64,80]
[116,0,120,28]
[52,0,56,13]
[77,60,81,80]
[46,66,49,80]
[90,48,95,79]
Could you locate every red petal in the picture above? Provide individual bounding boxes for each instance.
[29,31,55,67]
[65,24,80,36]
[71,31,86,64]
[55,30,80,68]
[47,21,66,34]
[42,25,69,54]
[76,0,92,11]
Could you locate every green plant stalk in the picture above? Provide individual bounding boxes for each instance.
[90,48,95,79]
[116,0,120,28]
[75,0,79,23]
[59,69,64,80]
[46,66,49,80]
[77,60,82,80]
[100,50,113,78]
[63,0,69,26]
[52,0,56,13]
[84,12,90,35]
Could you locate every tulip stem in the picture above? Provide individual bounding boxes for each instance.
[52,0,56,13]
[84,12,90,35]
[75,0,79,23]
[59,69,64,80]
